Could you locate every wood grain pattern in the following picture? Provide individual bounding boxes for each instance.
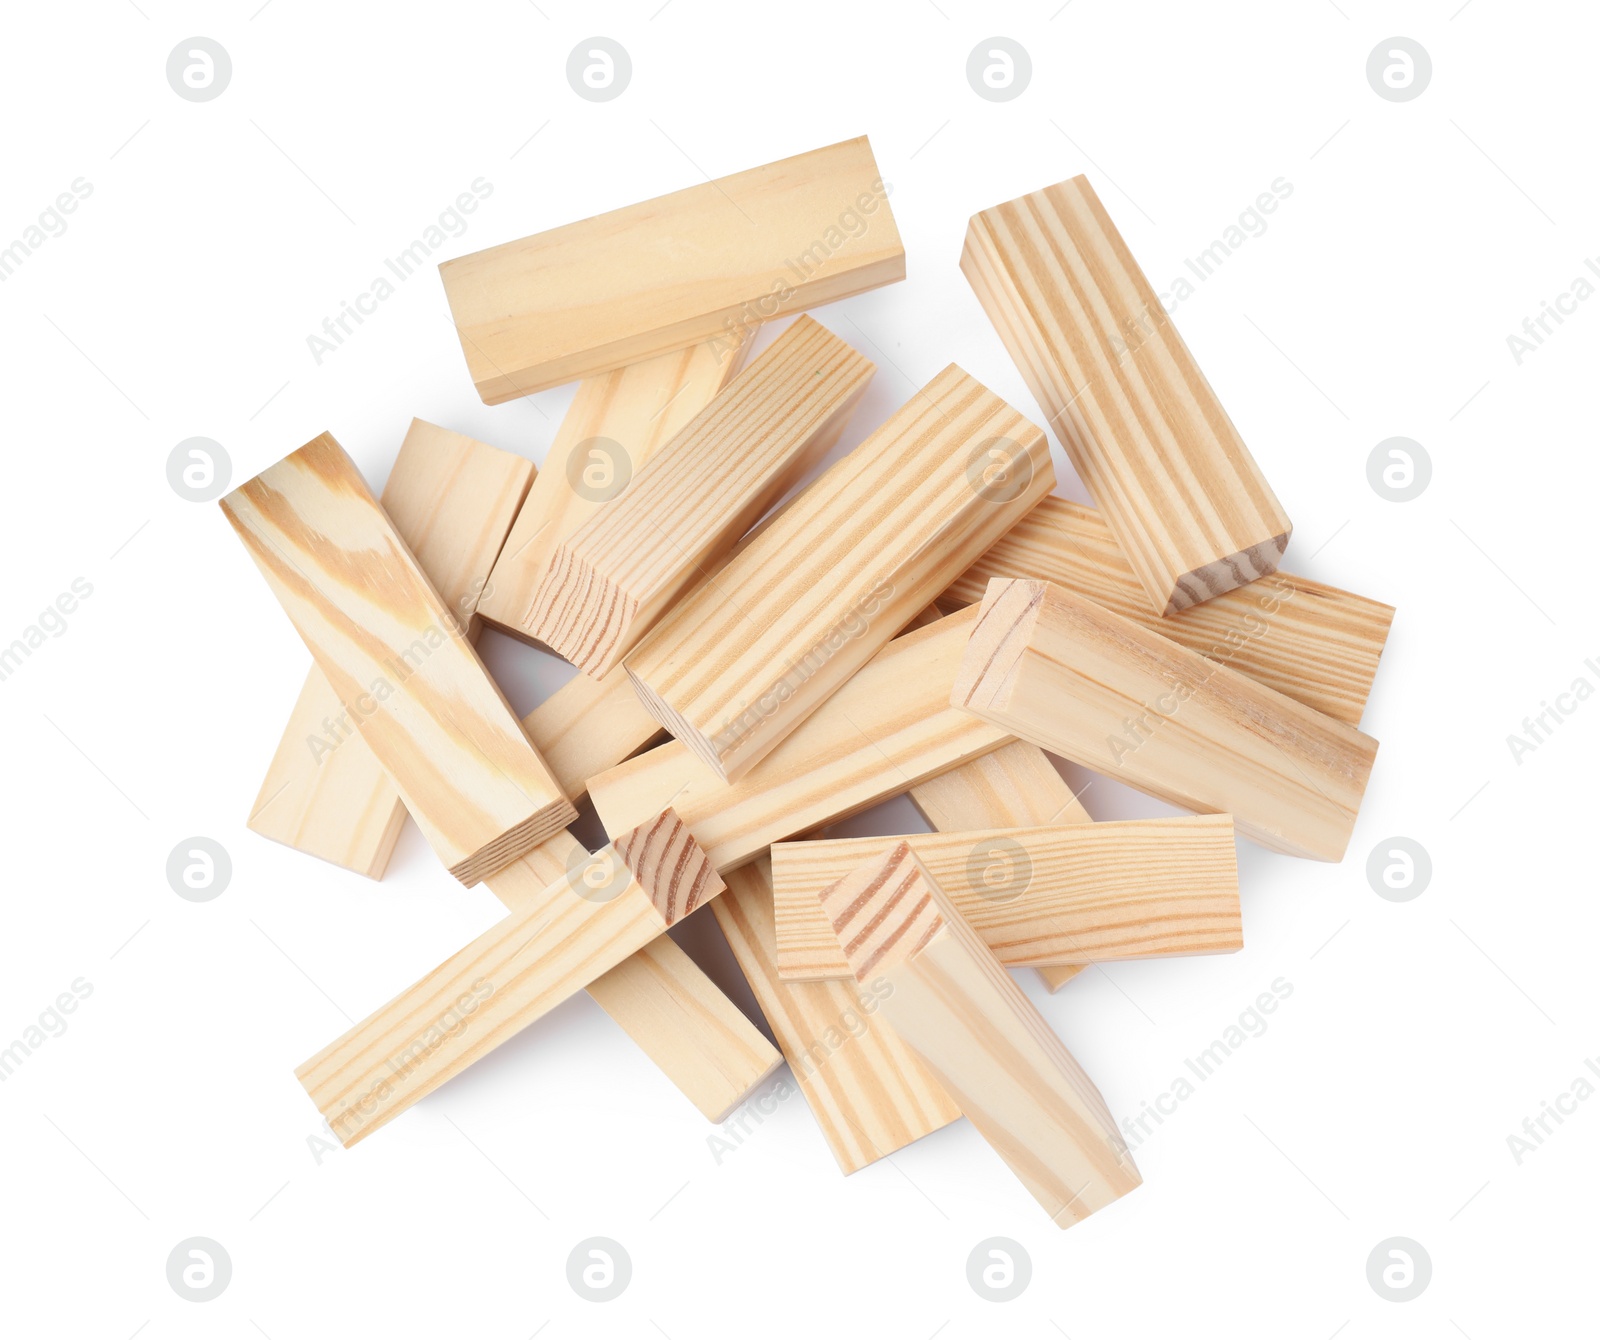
[818,843,1140,1227]
[221,432,575,885]
[624,365,1053,782]
[476,338,745,643]
[939,497,1393,727]
[440,136,903,402]
[298,809,723,1146]
[590,607,1014,874]
[248,420,535,878]
[955,579,1378,861]
[962,175,1292,615]
[773,816,1241,980]
[712,858,962,1173]
[529,316,874,677]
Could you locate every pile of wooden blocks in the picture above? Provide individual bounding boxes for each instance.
[226,136,1392,1230]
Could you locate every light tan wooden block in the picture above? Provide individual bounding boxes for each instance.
[220,432,576,886]
[955,579,1378,861]
[530,316,874,677]
[590,606,1014,874]
[962,175,1292,615]
[940,497,1393,727]
[818,843,1140,1227]
[298,809,724,1146]
[520,662,665,801]
[440,136,903,402]
[477,338,745,644]
[712,858,962,1173]
[773,815,1241,980]
[624,365,1053,782]
[247,420,535,878]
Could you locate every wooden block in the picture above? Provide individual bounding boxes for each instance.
[476,338,745,644]
[962,175,1292,615]
[624,365,1053,782]
[520,662,666,801]
[955,579,1378,861]
[530,316,874,678]
[590,606,1014,874]
[248,420,535,878]
[819,843,1140,1227]
[772,815,1241,980]
[298,809,724,1146]
[939,497,1393,727]
[220,432,576,886]
[712,858,961,1173]
[440,136,903,402]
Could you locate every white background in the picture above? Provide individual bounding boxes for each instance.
[2,1,1595,1336]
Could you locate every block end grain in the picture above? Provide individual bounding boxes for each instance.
[817,841,946,982]
[613,807,726,926]
[1167,527,1291,616]
[949,577,1047,715]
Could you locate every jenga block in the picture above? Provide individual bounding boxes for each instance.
[712,858,962,1173]
[955,579,1378,861]
[940,497,1393,727]
[961,176,1292,615]
[440,136,903,402]
[818,843,1141,1228]
[248,420,534,878]
[298,810,723,1146]
[590,607,1014,874]
[476,338,745,644]
[772,816,1241,980]
[529,316,873,678]
[520,663,666,802]
[221,433,576,885]
[624,366,1053,782]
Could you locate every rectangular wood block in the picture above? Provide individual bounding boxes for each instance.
[940,497,1393,727]
[623,365,1053,782]
[529,315,874,677]
[220,432,576,886]
[440,136,903,402]
[962,175,1292,615]
[247,420,535,878]
[954,578,1378,861]
[590,606,1015,874]
[772,815,1242,980]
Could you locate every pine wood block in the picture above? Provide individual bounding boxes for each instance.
[298,809,724,1146]
[476,338,745,643]
[530,316,874,678]
[908,741,1091,993]
[220,432,576,886]
[590,606,1015,874]
[247,420,535,878]
[773,815,1240,980]
[961,175,1292,616]
[624,365,1053,782]
[955,579,1378,861]
[440,136,903,403]
[940,497,1393,728]
[712,858,962,1173]
[819,843,1140,1227]
[520,663,665,801]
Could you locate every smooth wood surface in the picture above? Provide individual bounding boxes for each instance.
[962,175,1291,615]
[940,496,1393,727]
[477,338,745,643]
[773,815,1241,980]
[624,365,1053,781]
[440,136,903,401]
[520,662,666,801]
[529,316,874,677]
[712,858,962,1173]
[591,607,1014,874]
[298,809,723,1146]
[221,432,575,885]
[248,419,535,878]
[955,579,1378,861]
[818,844,1140,1227]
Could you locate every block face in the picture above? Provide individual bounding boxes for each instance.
[962,175,1292,615]
[440,136,904,401]
[624,365,1053,781]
